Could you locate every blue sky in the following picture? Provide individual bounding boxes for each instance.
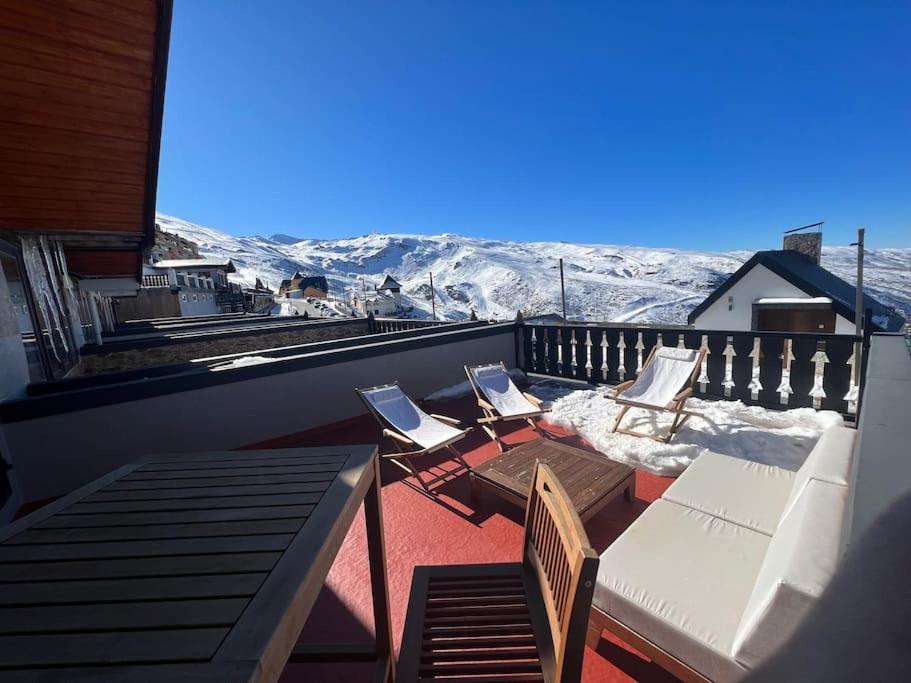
[157,1,910,249]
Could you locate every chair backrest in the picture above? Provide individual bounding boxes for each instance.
[357,383,463,450]
[522,463,599,683]
[620,346,703,408]
[466,362,539,417]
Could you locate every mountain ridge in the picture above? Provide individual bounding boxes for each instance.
[155,213,911,324]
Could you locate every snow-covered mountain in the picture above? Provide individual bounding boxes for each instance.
[155,214,911,324]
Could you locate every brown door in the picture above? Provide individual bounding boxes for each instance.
[757,308,836,333]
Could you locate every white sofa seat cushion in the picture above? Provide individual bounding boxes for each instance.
[662,451,795,535]
[595,500,769,683]
[733,479,848,669]
[781,425,856,521]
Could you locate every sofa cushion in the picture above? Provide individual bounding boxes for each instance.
[595,499,769,682]
[732,479,847,668]
[781,425,856,521]
[662,451,795,535]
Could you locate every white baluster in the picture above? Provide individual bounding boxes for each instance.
[748,338,762,400]
[555,328,563,374]
[697,335,709,391]
[635,333,645,373]
[570,329,578,374]
[600,333,609,381]
[844,348,859,414]
[584,329,593,379]
[530,328,538,368]
[810,347,829,409]
[617,334,626,381]
[778,339,795,405]
[722,336,736,397]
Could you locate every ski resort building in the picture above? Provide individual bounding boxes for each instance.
[688,232,905,334]
[351,273,404,316]
[278,272,329,299]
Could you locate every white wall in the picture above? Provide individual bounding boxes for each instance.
[2,327,516,503]
[692,264,854,333]
[179,291,219,316]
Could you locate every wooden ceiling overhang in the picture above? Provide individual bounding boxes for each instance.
[0,0,173,277]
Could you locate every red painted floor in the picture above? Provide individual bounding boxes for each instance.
[247,393,679,682]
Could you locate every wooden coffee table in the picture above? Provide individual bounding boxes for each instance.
[470,438,635,522]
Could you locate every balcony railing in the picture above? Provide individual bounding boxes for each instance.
[141,274,170,288]
[518,322,867,415]
[368,317,459,334]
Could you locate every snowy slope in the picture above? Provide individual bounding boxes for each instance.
[156,214,910,324]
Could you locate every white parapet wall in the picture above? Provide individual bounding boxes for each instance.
[848,334,911,547]
[0,324,516,504]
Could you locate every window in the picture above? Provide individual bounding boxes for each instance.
[181,294,187,302]
[0,244,46,382]
[176,273,187,287]
[192,294,198,302]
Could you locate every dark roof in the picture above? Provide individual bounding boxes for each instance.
[687,250,905,332]
[296,275,329,292]
[279,279,291,288]
[377,274,402,291]
[291,271,304,280]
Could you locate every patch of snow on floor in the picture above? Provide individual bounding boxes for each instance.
[210,356,277,371]
[528,381,843,475]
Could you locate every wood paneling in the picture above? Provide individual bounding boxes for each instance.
[65,250,141,277]
[0,0,169,242]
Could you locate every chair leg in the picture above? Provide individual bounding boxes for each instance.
[446,445,471,472]
[527,417,547,439]
[611,405,631,433]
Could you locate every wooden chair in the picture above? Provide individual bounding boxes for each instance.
[612,346,706,443]
[397,463,599,682]
[465,362,550,452]
[356,383,472,491]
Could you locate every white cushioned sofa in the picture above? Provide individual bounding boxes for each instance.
[587,425,856,682]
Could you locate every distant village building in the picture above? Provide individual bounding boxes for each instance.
[244,278,274,313]
[351,274,404,317]
[278,272,329,299]
[117,258,244,320]
[688,232,905,334]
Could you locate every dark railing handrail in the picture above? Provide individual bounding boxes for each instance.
[519,320,861,343]
[517,321,866,417]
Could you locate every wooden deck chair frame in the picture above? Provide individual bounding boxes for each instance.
[356,382,471,492]
[586,606,712,683]
[396,463,599,682]
[611,347,707,444]
[464,362,550,452]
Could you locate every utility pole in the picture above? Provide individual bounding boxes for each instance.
[429,271,436,320]
[559,258,567,321]
[851,228,865,368]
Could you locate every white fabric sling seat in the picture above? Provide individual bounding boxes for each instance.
[464,362,549,451]
[357,383,471,490]
[612,346,706,443]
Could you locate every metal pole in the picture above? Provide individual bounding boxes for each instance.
[429,271,436,320]
[851,228,865,376]
[559,258,567,321]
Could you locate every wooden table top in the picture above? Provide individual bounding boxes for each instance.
[471,439,634,516]
[0,445,378,682]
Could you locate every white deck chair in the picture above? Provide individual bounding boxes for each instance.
[356,382,471,490]
[465,362,549,451]
[611,346,706,443]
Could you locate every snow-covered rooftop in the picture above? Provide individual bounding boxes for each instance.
[152,258,236,272]
[755,296,833,305]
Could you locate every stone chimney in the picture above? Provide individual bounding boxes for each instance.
[783,231,822,264]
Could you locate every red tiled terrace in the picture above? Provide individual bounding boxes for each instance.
[248,390,679,683]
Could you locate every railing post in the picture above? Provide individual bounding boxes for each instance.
[855,308,873,420]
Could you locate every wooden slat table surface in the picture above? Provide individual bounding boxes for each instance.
[470,439,635,522]
[0,445,392,682]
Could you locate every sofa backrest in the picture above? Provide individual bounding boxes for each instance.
[732,478,848,668]
[781,425,856,522]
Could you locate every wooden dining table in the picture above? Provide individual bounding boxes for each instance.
[0,445,393,682]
